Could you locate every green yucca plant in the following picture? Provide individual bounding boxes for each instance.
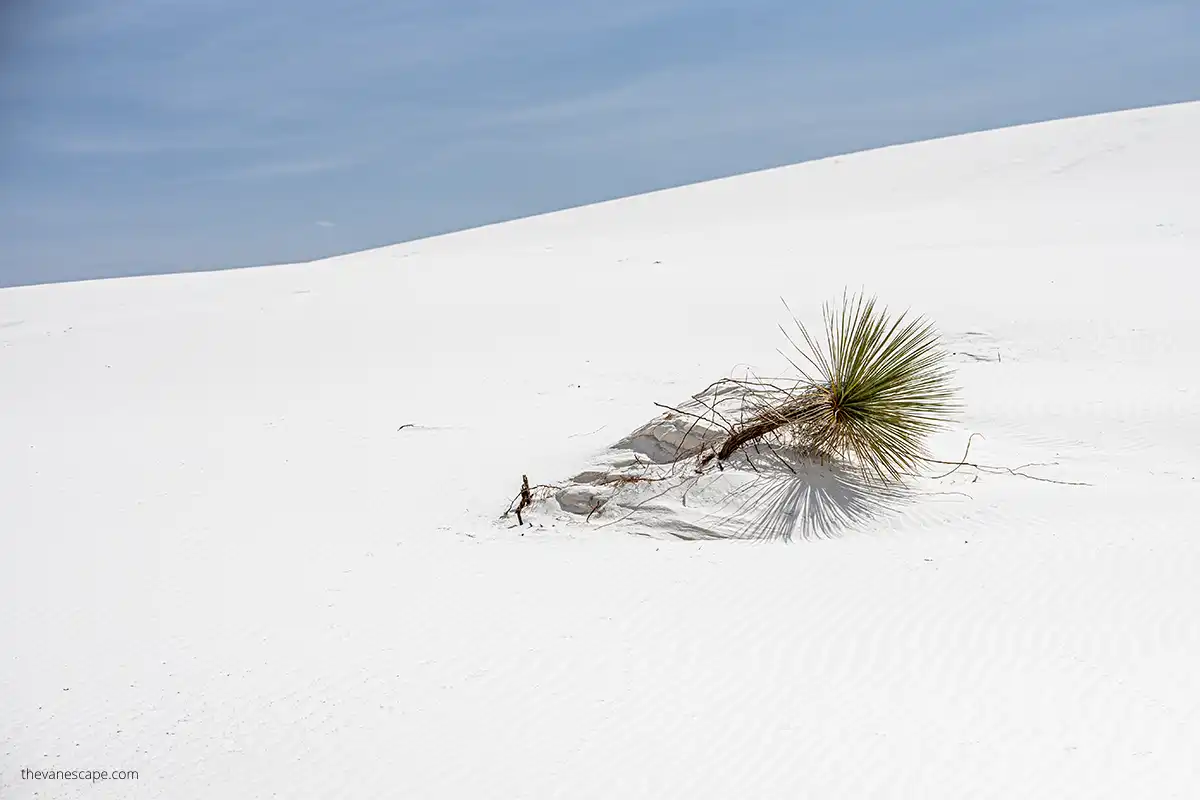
[780,292,959,483]
[703,292,958,485]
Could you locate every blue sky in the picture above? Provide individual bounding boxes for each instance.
[0,0,1196,287]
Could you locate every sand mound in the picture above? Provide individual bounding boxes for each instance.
[545,381,913,541]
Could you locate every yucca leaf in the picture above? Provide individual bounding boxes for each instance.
[785,292,959,483]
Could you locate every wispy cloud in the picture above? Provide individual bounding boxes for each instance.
[9,0,736,173]
[469,1,1200,157]
[29,129,281,157]
[203,157,358,182]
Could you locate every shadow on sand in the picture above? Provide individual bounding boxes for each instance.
[697,448,913,542]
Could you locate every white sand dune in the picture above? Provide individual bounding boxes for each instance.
[2,101,1199,798]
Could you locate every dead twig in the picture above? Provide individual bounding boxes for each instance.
[926,433,984,479]
[593,475,703,530]
[651,401,733,464]
[503,476,564,523]
[918,433,1092,486]
[515,475,532,525]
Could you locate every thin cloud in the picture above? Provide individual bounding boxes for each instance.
[30,130,282,157]
[475,1,1199,155]
[30,0,240,40]
[204,157,358,183]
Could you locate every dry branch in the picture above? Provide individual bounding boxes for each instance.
[504,475,564,525]
[515,475,532,525]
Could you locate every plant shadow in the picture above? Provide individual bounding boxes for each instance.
[701,447,913,541]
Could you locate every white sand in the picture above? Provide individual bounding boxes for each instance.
[2,101,1198,798]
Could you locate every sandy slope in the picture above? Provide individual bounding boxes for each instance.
[2,101,1199,798]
